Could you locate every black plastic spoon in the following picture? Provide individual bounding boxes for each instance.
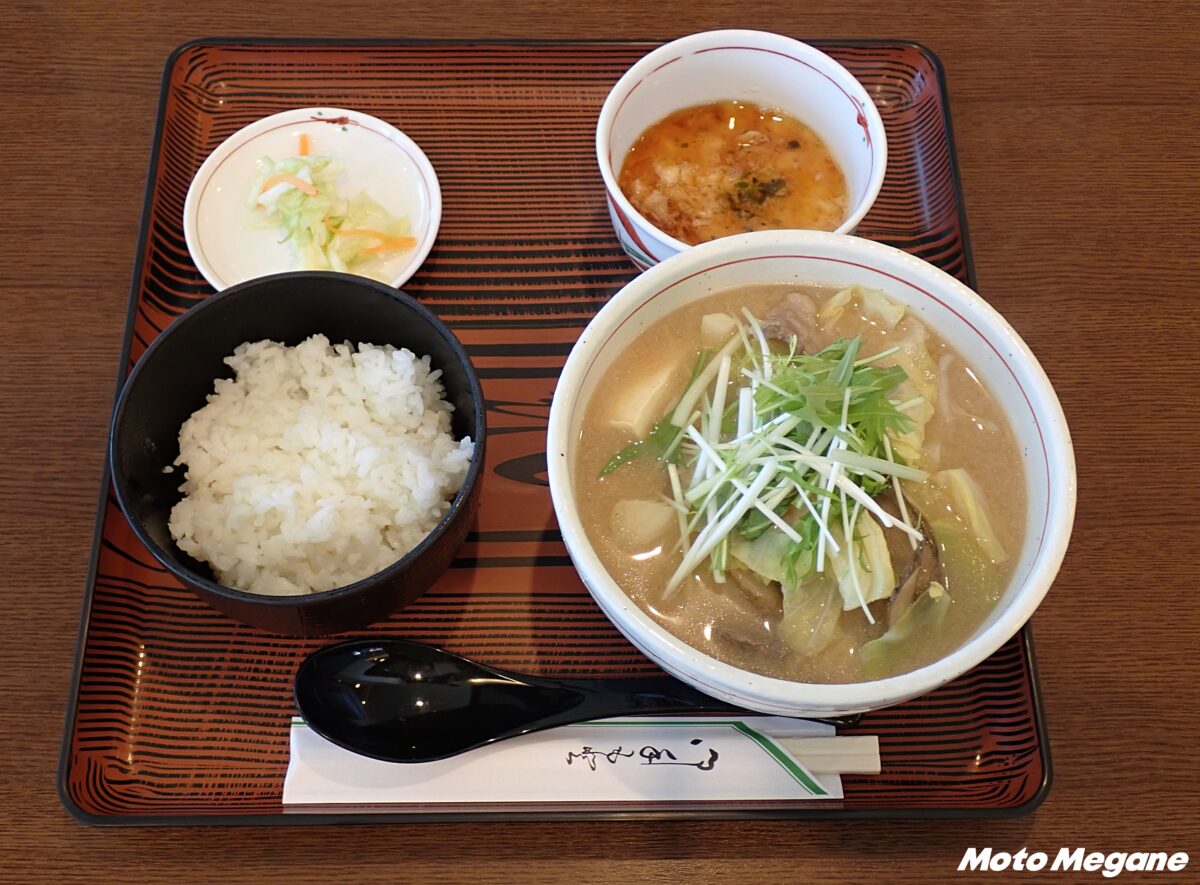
[295,639,859,763]
[294,638,751,763]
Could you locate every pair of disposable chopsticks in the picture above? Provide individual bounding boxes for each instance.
[775,735,881,774]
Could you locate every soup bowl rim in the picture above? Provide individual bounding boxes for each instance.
[546,229,1075,714]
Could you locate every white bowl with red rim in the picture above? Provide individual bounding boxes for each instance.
[184,107,441,291]
[596,30,887,271]
[547,230,1075,716]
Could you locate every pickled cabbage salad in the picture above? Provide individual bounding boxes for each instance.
[247,140,415,279]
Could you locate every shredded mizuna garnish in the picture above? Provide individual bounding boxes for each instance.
[603,314,919,601]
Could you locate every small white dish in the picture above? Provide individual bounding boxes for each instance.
[596,30,887,270]
[184,108,441,291]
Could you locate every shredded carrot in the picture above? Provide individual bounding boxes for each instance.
[334,228,416,253]
[363,239,416,255]
[298,133,310,156]
[260,173,318,196]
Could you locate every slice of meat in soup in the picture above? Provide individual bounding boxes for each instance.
[875,490,947,626]
[705,580,789,660]
[760,291,822,352]
[889,532,945,627]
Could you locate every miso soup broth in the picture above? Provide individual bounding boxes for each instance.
[574,284,1027,683]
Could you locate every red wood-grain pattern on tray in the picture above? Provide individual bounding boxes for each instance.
[62,40,1044,821]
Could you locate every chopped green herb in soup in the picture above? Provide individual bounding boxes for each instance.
[574,284,1026,683]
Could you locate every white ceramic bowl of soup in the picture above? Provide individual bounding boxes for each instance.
[547,230,1075,716]
[596,30,887,270]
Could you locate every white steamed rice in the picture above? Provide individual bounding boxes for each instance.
[167,334,474,596]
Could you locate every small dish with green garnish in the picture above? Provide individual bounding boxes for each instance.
[184,107,441,291]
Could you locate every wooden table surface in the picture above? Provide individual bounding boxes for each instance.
[2,1,1197,881]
